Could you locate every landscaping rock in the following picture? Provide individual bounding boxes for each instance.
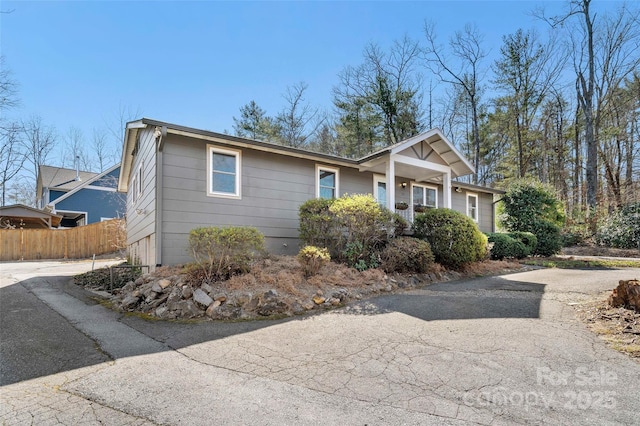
[201,283,214,295]
[181,286,193,300]
[257,299,289,316]
[193,288,213,308]
[121,294,140,309]
[166,287,182,305]
[122,281,136,292]
[158,279,172,289]
[151,282,163,293]
[312,295,325,305]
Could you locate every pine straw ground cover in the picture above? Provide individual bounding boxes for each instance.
[574,296,640,360]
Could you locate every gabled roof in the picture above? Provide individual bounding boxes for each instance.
[37,165,99,195]
[48,164,120,206]
[360,128,475,178]
[0,204,63,228]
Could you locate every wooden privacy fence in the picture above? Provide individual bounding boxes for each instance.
[0,219,126,261]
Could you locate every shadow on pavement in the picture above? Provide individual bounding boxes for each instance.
[1,272,545,386]
[338,275,546,321]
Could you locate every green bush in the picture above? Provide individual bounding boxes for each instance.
[530,221,562,256]
[507,231,538,254]
[298,198,339,255]
[380,237,434,273]
[596,202,640,249]
[499,179,564,256]
[299,194,403,268]
[499,179,565,230]
[412,208,488,269]
[486,233,529,260]
[391,212,410,237]
[297,245,330,278]
[188,226,265,282]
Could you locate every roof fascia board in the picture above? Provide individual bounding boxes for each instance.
[50,164,120,206]
[166,127,357,169]
[0,204,63,219]
[357,155,388,171]
[118,124,146,192]
[388,129,440,156]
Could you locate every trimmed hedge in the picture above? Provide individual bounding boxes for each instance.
[299,194,406,269]
[530,220,562,256]
[508,231,538,254]
[188,226,265,282]
[486,233,528,260]
[380,237,434,273]
[412,208,488,269]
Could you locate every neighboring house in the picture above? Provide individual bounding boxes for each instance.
[118,118,504,268]
[0,204,62,229]
[36,164,126,227]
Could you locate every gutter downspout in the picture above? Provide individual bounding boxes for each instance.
[155,126,167,267]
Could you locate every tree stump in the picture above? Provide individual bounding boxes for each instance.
[608,279,640,311]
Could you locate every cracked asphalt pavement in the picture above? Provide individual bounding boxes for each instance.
[1,260,639,425]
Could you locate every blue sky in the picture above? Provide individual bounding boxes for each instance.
[1,0,622,165]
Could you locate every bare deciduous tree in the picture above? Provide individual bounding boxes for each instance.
[0,123,25,206]
[61,126,91,171]
[276,82,323,148]
[334,36,423,154]
[21,115,57,182]
[539,0,640,220]
[424,22,488,184]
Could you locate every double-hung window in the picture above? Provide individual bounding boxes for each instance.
[207,145,241,198]
[467,193,478,222]
[316,165,339,199]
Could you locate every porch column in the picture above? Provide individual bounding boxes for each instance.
[386,157,395,211]
[443,171,451,208]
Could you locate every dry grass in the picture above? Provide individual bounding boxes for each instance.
[460,260,522,276]
[575,296,640,360]
[562,246,640,258]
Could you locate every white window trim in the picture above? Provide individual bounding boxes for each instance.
[131,171,138,205]
[411,183,438,208]
[207,145,242,199]
[137,162,143,201]
[373,174,386,204]
[467,192,479,222]
[316,165,339,199]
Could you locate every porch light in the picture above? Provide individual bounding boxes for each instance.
[401,182,407,188]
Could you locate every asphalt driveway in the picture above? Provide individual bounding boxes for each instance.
[1,260,639,425]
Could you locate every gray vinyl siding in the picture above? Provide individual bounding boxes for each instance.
[451,190,495,233]
[147,132,498,266]
[161,135,342,265]
[126,127,157,265]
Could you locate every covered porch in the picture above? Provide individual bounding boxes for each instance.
[358,129,475,222]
